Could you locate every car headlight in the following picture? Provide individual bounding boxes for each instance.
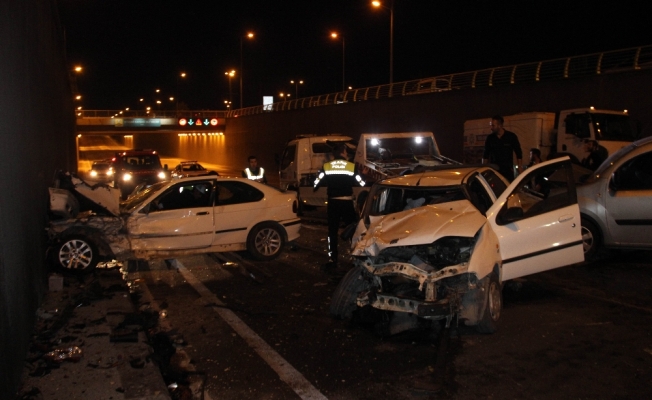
[122,173,132,182]
[90,170,98,177]
[157,171,167,180]
[107,169,113,176]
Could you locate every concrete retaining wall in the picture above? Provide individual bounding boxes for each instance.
[0,1,76,396]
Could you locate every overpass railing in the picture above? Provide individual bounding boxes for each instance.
[77,109,228,119]
[79,45,651,120]
[227,44,652,117]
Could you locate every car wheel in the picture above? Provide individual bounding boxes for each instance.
[53,235,99,273]
[329,266,372,319]
[581,218,601,261]
[476,273,502,334]
[247,222,286,261]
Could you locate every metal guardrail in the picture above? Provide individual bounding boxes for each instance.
[79,45,651,120]
[226,45,652,117]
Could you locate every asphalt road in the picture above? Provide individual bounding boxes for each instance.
[128,218,652,399]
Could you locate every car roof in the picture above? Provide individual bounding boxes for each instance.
[179,161,199,164]
[116,150,159,156]
[593,135,652,176]
[378,165,486,187]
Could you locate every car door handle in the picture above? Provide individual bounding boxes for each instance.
[558,214,574,223]
[197,211,209,215]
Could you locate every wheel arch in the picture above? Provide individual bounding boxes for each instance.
[580,212,605,243]
[55,226,114,258]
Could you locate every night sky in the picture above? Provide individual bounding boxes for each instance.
[57,0,652,111]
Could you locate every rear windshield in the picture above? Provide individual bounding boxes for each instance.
[119,155,162,170]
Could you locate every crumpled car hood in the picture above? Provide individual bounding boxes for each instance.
[352,199,486,257]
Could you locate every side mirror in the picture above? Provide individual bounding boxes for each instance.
[164,164,169,170]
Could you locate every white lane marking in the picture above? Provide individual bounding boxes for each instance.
[170,259,328,400]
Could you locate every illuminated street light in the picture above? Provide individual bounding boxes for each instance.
[74,66,82,73]
[75,95,82,100]
[372,0,394,85]
[240,32,254,109]
[290,80,304,98]
[330,32,346,92]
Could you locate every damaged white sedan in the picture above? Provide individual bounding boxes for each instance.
[330,158,584,334]
[47,172,301,272]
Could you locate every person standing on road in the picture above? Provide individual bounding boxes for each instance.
[313,144,365,271]
[242,155,267,184]
[482,115,523,181]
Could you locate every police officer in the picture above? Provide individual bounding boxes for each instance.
[242,155,267,184]
[313,143,365,271]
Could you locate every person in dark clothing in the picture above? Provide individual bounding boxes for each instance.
[313,144,365,271]
[581,139,608,171]
[242,155,267,184]
[482,115,523,181]
[527,148,542,168]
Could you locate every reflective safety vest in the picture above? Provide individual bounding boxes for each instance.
[245,167,265,180]
[313,160,365,187]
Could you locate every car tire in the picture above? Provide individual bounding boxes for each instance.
[52,235,99,273]
[581,218,602,261]
[329,266,371,319]
[476,273,502,334]
[247,222,286,261]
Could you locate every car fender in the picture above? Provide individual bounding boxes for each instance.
[577,192,610,244]
[466,222,502,281]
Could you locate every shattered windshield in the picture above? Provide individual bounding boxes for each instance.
[120,181,168,214]
[366,137,437,161]
[368,185,467,216]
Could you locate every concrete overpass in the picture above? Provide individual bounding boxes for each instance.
[76,45,652,178]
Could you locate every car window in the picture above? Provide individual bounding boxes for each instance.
[467,176,493,215]
[280,144,296,170]
[502,162,575,221]
[481,169,508,198]
[150,181,213,212]
[216,181,264,205]
[614,151,652,190]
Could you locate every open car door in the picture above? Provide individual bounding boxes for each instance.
[486,157,584,281]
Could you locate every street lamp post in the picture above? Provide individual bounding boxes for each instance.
[330,32,345,92]
[240,32,254,109]
[290,80,304,98]
[225,70,235,106]
[372,0,394,85]
[176,72,186,116]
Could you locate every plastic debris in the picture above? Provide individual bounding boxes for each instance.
[44,346,83,363]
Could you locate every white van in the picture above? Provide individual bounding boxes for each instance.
[278,135,355,207]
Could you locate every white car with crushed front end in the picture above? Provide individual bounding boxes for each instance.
[47,173,301,272]
[330,158,584,334]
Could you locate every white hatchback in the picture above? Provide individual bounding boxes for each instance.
[331,157,584,334]
[48,174,301,272]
